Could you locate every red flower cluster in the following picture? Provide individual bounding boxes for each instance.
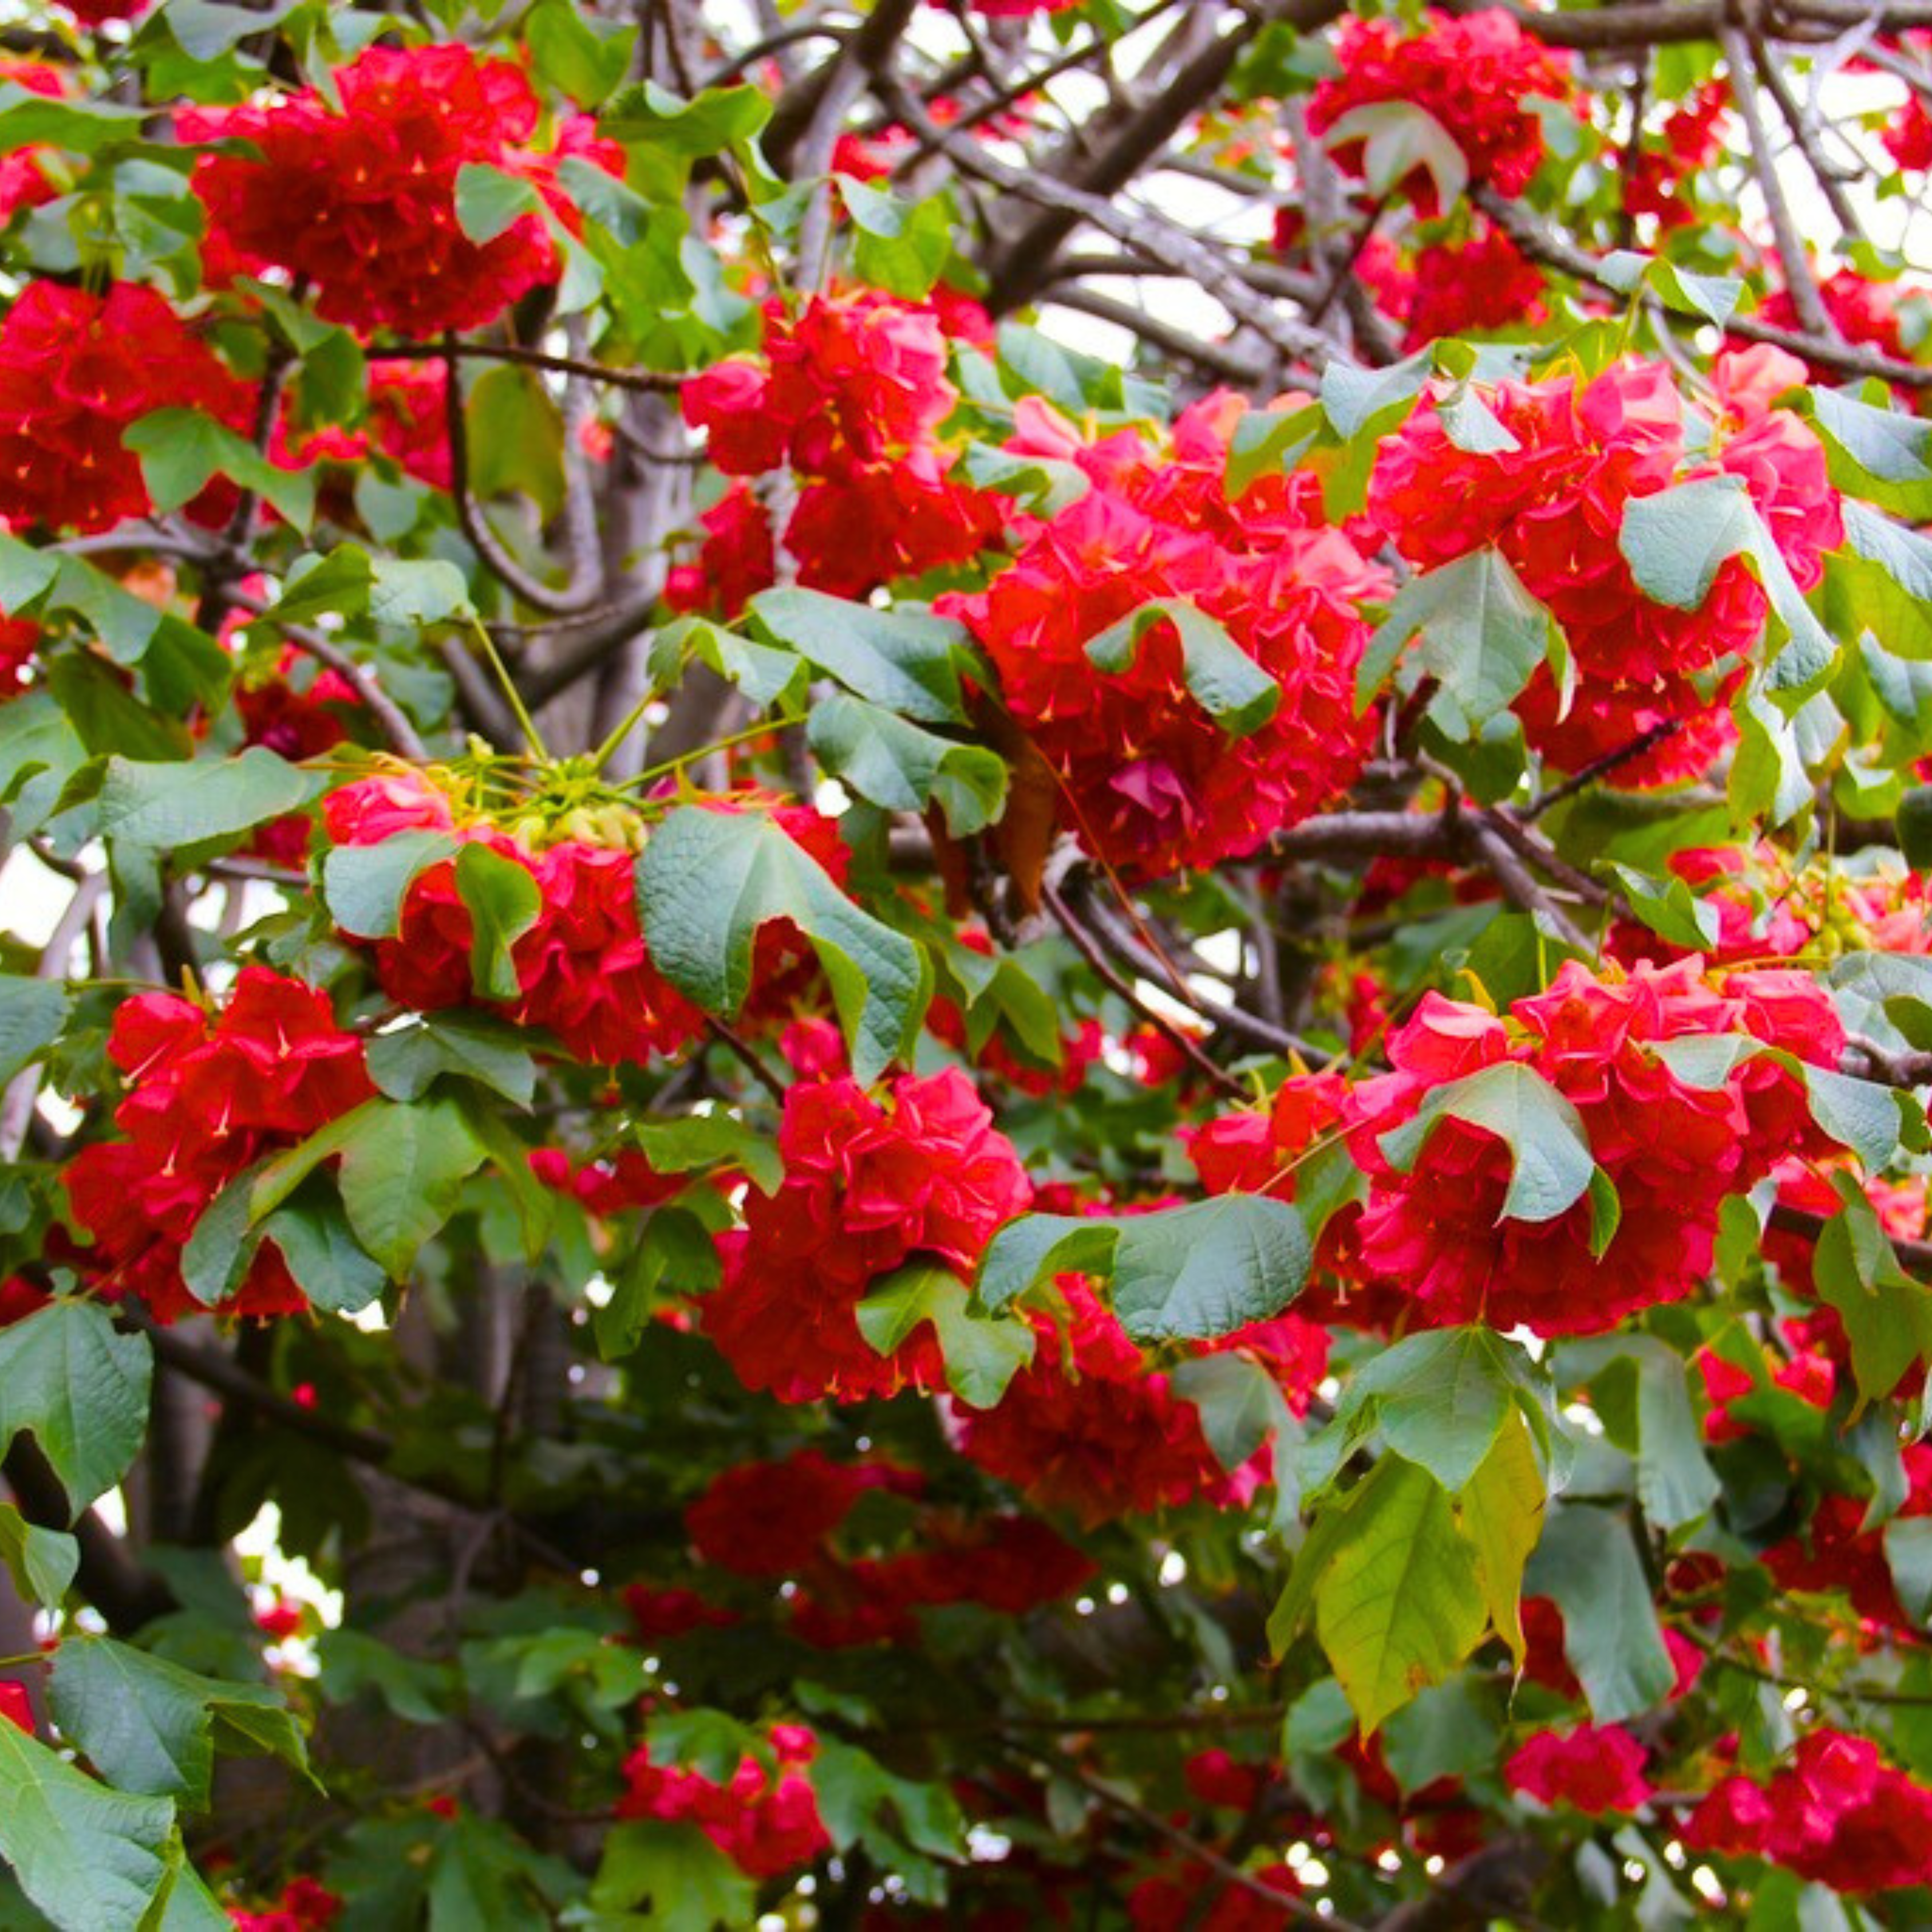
[618,1723,831,1880]
[945,393,1388,880]
[1506,1725,1653,1815]
[235,649,364,866]
[951,1278,1230,1525]
[0,614,38,699]
[1127,1863,1302,1931]
[0,280,250,534]
[0,1683,27,1733]
[1370,353,1842,783]
[1345,958,1845,1334]
[673,291,1001,610]
[686,1450,924,1577]
[186,46,609,336]
[322,774,706,1068]
[1309,9,1571,214]
[702,1069,1034,1403]
[228,1879,341,1932]
[63,970,375,1321]
[1684,1729,1932,1893]
[1759,1445,1932,1631]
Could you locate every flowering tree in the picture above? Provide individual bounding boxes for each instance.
[10,0,1932,1925]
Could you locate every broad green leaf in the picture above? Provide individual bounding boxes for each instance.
[124,410,314,534]
[322,831,461,939]
[453,843,541,1003]
[1313,1455,1488,1735]
[1808,385,1932,520]
[1524,1505,1676,1722]
[1380,1676,1500,1794]
[1456,1406,1544,1664]
[1564,1336,1720,1532]
[1108,1196,1313,1343]
[453,162,543,246]
[1322,101,1469,213]
[974,1214,1121,1313]
[48,1639,309,1812]
[1813,1185,1932,1406]
[1804,1064,1909,1171]
[594,1206,718,1362]
[648,616,801,709]
[746,588,973,725]
[365,1014,539,1111]
[806,693,1008,836]
[1319,351,1432,441]
[369,559,472,627]
[1620,476,1835,694]
[855,1264,1034,1410]
[0,1302,152,1517]
[598,79,772,153]
[1887,1517,1932,1626]
[1085,599,1280,739]
[836,177,952,299]
[335,1100,486,1280]
[1344,1327,1526,1494]
[464,366,566,520]
[1825,499,1932,661]
[526,0,638,106]
[588,1819,754,1931]
[0,977,69,1086]
[631,1114,781,1195]
[261,1192,389,1317]
[1360,549,1553,737]
[637,804,929,1085]
[0,1719,175,1932]
[1379,1061,1593,1224]
[1600,250,1746,327]
[96,750,325,852]
[0,1503,75,1609]
[1607,863,1720,952]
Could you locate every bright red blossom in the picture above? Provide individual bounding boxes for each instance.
[1506,1725,1653,1815]
[617,1724,831,1880]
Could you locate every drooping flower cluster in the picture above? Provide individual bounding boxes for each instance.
[944,393,1389,879]
[185,46,614,336]
[1309,9,1571,213]
[1369,350,1842,782]
[62,970,375,1322]
[322,773,712,1068]
[673,290,1002,609]
[702,1069,1034,1402]
[1344,958,1844,1334]
[0,280,251,534]
[1505,1725,1653,1816]
[1684,1729,1932,1893]
[617,1723,830,1880]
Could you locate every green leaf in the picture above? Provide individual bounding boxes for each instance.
[1524,1505,1676,1721]
[1457,1408,1546,1665]
[1321,101,1468,212]
[321,831,461,939]
[124,410,315,534]
[1085,599,1281,739]
[335,1100,486,1280]
[97,750,325,852]
[1813,1184,1932,1406]
[806,693,1008,836]
[1599,250,1746,327]
[588,1820,754,1931]
[1344,1327,1525,1494]
[1898,786,1932,871]
[1607,863,1720,953]
[598,79,772,153]
[526,0,638,106]
[1378,1061,1594,1224]
[1566,1336,1720,1532]
[261,1191,389,1317]
[464,366,566,520]
[0,1718,175,1932]
[366,1014,539,1111]
[48,1639,309,1812]
[649,616,801,709]
[974,1214,1121,1313]
[1825,499,1932,661]
[1619,476,1836,694]
[1804,1065,1908,1172]
[631,1114,781,1195]
[1319,351,1432,441]
[594,1206,718,1362]
[264,547,374,627]
[0,1503,75,1609]
[1808,385,1932,520]
[855,1264,1034,1410]
[637,804,930,1085]
[1380,1676,1500,1794]
[452,843,541,1003]
[746,588,973,725]
[836,176,953,299]
[369,559,472,627]
[1109,1198,1311,1342]
[1887,1518,1932,1626]
[1170,1353,1299,1474]
[1312,1456,1488,1735]
[1360,548,1553,737]
[0,976,69,1086]
[0,1302,152,1518]
[453,162,543,246]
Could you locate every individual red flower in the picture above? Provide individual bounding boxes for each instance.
[1506,1725,1653,1815]
[618,1724,831,1880]
[622,1584,739,1643]
[1309,9,1571,214]
[186,46,605,335]
[1683,1729,1932,1893]
[663,483,780,621]
[1185,1749,1269,1814]
[1369,355,1842,784]
[62,970,375,1321]
[228,1879,342,1932]
[702,1069,1034,1403]
[0,62,68,220]
[946,394,1388,880]
[1345,958,1844,1334]
[0,1275,49,1327]
[0,280,251,534]
[1400,223,1548,349]
[0,1682,29,1733]
[60,0,150,22]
